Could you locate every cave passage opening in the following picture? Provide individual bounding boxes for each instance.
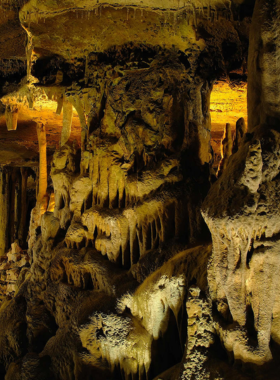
[210,78,248,169]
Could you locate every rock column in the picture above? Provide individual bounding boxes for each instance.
[233,117,247,153]
[36,122,48,213]
[10,168,18,245]
[0,168,9,256]
[61,100,73,146]
[248,0,280,131]
[18,168,28,247]
[217,123,233,177]
[5,104,19,131]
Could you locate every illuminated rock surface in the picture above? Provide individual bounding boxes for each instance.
[1,0,280,379]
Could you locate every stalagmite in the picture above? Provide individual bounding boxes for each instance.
[217,123,233,177]
[56,95,63,115]
[1,1,278,379]
[233,117,247,154]
[5,104,18,131]
[61,100,73,146]
[47,193,55,212]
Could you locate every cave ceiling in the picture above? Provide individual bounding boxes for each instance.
[0,0,252,167]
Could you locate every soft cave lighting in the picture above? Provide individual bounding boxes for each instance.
[1,1,280,379]
[210,79,248,168]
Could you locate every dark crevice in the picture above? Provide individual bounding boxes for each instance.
[246,242,254,269]
[149,307,183,379]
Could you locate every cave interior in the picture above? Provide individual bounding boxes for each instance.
[0,0,280,379]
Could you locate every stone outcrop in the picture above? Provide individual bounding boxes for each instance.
[202,2,280,378]
[233,117,247,153]
[5,104,18,131]
[1,0,280,380]
[248,0,280,131]
[202,125,280,367]
[217,123,233,177]
[0,242,30,301]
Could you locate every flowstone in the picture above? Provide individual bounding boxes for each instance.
[0,0,275,379]
[202,125,280,367]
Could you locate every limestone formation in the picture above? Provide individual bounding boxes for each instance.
[5,104,18,131]
[61,100,73,147]
[0,242,30,301]
[248,0,280,131]
[36,122,47,205]
[202,125,280,369]
[0,0,279,380]
[233,117,247,153]
[217,123,233,177]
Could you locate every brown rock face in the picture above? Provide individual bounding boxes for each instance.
[4,0,280,379]
[203,126,280,366]
[217,123,233,177]
[248,0,280,131]
[233,117,247,153]
[202,1,280,378]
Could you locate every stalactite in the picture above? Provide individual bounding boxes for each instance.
[23,21,34,82]
[61,100,73,147]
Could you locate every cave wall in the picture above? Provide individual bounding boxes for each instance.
[3,0,280,379]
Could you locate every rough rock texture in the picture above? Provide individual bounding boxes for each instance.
[203,126,280,368]
[233,117,247,153]
[2,0,280,379]
[248,0,280,131]
[217,123,233,177]
[0,243,30,301]
[202,1,280,379]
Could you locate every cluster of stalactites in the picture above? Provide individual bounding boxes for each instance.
[20,2,232,27]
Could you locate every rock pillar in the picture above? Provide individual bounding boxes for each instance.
[202,0,280,365]
[61,100,73,146]
[248,0,280,131]
[0,168,9,256]
[217,123,233,177]
[18,168,28,247]
[5,104,19,131]
[36,122,48,213]
[10,168,18,245]
[233,117,247,153]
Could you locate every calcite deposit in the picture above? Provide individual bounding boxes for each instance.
[0,0,280,379]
